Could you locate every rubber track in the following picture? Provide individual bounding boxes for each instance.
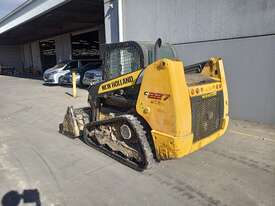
[83,114,155,171]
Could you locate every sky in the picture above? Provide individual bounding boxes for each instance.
[0,0,26,19]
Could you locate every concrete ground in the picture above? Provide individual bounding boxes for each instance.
[0,75,274,206]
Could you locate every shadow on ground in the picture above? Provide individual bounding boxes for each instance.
[1,189,41,206]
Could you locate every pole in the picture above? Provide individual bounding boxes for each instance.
[72,69,77,98]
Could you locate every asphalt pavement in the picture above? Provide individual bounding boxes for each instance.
[0,75,274,206]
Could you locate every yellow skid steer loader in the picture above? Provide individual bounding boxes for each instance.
[59,39,229,170]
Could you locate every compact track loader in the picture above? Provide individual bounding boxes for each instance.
[59,39,229,170]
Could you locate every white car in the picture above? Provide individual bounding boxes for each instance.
[59,62,102,87]
[43,61,78,85]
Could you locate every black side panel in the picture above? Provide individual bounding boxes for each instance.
[191,91,224,142]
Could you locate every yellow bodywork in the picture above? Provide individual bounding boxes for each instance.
[72,70,77,98]
[136,57,229,160]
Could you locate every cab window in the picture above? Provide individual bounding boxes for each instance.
[106,46,141,79]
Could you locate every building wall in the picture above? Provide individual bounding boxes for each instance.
[0,42,40,73]
[98,24,106,56]
[104,0,119,43]
[121,0,275,124]
[0,45,22,71]
[13,25,105,72]
[176,35,275,124]
[18,41,41,72]
[55,33,72,63]
[30,41,42,71]
[122,0,275,42]
[22,43,33,69]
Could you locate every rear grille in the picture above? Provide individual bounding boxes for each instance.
[191,91,224,142]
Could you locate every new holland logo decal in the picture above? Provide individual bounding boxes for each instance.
[98,70,142,94]
[101,76,134,91]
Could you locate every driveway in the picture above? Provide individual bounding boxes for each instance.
[0,75,274,206]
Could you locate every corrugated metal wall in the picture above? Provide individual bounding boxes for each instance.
[22,43,33,69]
[30,41,42,71]
[121,0,275,124]
[55,33,72,63]
[0,45,22,71]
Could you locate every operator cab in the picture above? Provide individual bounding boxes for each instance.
[89,40,178,113]
[103,40,177,81]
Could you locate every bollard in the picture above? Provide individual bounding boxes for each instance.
[72,69,77,98]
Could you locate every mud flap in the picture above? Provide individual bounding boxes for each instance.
[59,106,91,138]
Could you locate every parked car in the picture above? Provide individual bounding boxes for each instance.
[82,69,103,86]
[43,59,97,85]
[43,60,78,85]
[60,61,102,87]
[59,72,81,86]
